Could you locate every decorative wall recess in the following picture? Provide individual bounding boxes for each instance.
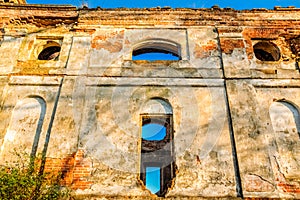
[269,100,300,179]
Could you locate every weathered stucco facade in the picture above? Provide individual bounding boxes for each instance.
[0,1,300,199]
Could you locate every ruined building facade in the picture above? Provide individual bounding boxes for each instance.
[0,1,300,199]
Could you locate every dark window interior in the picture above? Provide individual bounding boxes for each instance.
[38,46,61,60]
[253,41,281,61]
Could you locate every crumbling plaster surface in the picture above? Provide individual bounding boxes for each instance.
[0,36,23,74]
[73,83,235,196]
[12,24,235,196]
[43,26,234,196]
[227,80,300,198]
[221,27,300,79]
[0,76,61,162]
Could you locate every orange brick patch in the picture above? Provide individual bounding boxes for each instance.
[44,150,92,189]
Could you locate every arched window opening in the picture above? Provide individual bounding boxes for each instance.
[132,40,180,61]
[253,41,281,61]
[133,49,179,61]
[140,98,175,197]
[38,41,61,61]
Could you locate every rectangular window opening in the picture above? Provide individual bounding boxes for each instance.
[140,114,175,197]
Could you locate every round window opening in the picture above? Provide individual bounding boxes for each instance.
[38,45,61,60]
[253,41,281,61]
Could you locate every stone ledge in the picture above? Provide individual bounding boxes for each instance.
[8,75,62,85]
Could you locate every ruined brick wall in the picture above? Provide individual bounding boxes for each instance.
[0,3,300,199]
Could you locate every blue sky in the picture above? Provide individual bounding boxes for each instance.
[146,167,160,194]
[26,0,300,10]
[133,52,179,61]
[142,123,166,140]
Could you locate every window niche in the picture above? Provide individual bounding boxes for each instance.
[140,98,176,197]
[269,100,300,179]
[0,96,46,163]
[132,39,181,61]
[253,41,281,62]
